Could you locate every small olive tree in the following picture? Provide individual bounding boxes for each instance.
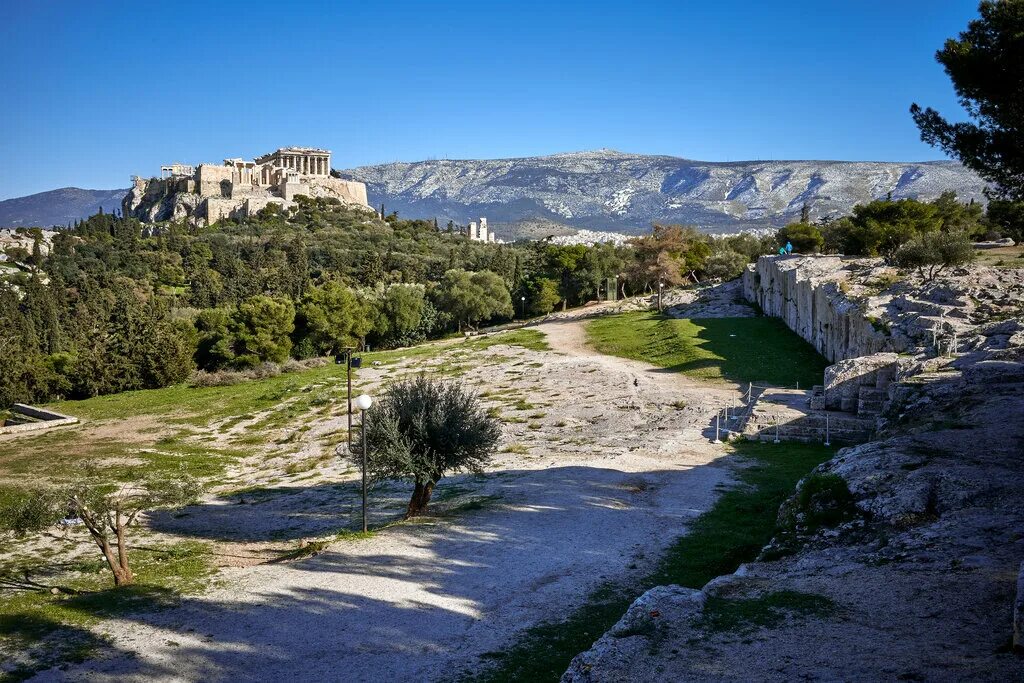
[362,376,501,517]
[0,475,201,587]
[892,231,976,281]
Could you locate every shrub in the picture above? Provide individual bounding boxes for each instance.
[777,472,859,534]
[892,231,976,281]
[777,223,824,254]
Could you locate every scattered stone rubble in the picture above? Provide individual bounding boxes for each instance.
[565,256,1024,681]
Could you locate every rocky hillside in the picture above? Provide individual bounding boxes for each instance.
[0,188,127,228]
[340,150,986,238]
[564,258,1024,681]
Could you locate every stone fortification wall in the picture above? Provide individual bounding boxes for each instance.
[742,255,890,363]
[196,164,233,196]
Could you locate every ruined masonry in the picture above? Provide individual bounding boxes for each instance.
[123,147,371,226]
[465,217,497,243]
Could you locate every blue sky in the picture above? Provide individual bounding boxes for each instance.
[0,0,980,199]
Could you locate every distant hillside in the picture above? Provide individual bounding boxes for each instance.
[340,150,987,239]
[0,188,127,228]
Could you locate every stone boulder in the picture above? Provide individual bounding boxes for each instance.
[561,585,705,682]
[823,352,900,412]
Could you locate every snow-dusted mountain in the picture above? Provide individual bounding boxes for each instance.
[339,149,986,239]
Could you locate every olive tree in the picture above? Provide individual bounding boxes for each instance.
[892,231,976,281]
[0,475,201,587]
[362,376,501,518]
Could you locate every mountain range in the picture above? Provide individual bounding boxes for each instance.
[0,187,127,230]
[0,150,986,237]
[340,150,987,238]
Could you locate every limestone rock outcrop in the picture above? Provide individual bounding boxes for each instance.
[742,255,891,362]
[566,259,1024,681]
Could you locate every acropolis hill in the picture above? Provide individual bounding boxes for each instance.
[123,147,370,226]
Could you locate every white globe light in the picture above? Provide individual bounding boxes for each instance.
[354,394,373,411]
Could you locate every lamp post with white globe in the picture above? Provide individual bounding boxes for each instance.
[520,295,526,319]
[354,393,373,532]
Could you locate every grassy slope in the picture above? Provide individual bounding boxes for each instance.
[586,312,829,389]
[0,330,549,490]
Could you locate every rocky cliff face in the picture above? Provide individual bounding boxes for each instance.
[742,256,889,363]
[565,261,1024,681]
[743,255,1024,364]
[121,177,202,224]
[340,150,986,237]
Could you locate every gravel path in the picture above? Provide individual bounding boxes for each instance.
[35,317,740,682]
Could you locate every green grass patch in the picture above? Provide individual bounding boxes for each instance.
[586,313,828,388]
[471,440,835,683]
[465,329,550,353]
[698,590,836,634]
[49,366,341,423]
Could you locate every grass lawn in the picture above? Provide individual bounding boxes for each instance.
[972,243,1024,268]
[0,328,552,492]
[587,312,828,388]
[472,440,836,683]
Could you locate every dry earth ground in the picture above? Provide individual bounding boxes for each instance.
[22,312,749,682]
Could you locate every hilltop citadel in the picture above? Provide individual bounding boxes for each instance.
[123,146,370,226]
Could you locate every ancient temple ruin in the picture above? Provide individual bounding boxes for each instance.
[125,147,370,226]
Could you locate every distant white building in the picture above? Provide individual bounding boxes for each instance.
[465,216,497,243]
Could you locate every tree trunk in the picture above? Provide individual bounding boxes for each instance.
[93,535,134,586]
[114,513,134,586]
[405,480,436,518]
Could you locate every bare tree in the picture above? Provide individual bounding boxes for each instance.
[0,474,201,587]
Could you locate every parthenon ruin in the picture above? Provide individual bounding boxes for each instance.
[124,147,370,226]
[254,148,332,176]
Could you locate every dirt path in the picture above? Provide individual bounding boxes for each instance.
[36,318,742,683]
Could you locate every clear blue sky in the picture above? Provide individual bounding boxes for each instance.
[0,0,980,200]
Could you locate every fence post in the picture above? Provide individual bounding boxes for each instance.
[713,409,721,444]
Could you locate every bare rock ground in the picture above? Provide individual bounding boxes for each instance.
[31,317,744,682]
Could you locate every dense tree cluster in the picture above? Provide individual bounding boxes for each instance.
[773,191,1016,261]
[0,200,769,408]
[1,188,1017,409]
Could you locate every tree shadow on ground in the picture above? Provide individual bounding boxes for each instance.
[646,317,828,388]
[45,461,734,681]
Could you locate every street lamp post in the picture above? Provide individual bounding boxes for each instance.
[335,347,361,448]
[520,295,526,319]
[658,280,664,312]
[354,393,373,533]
